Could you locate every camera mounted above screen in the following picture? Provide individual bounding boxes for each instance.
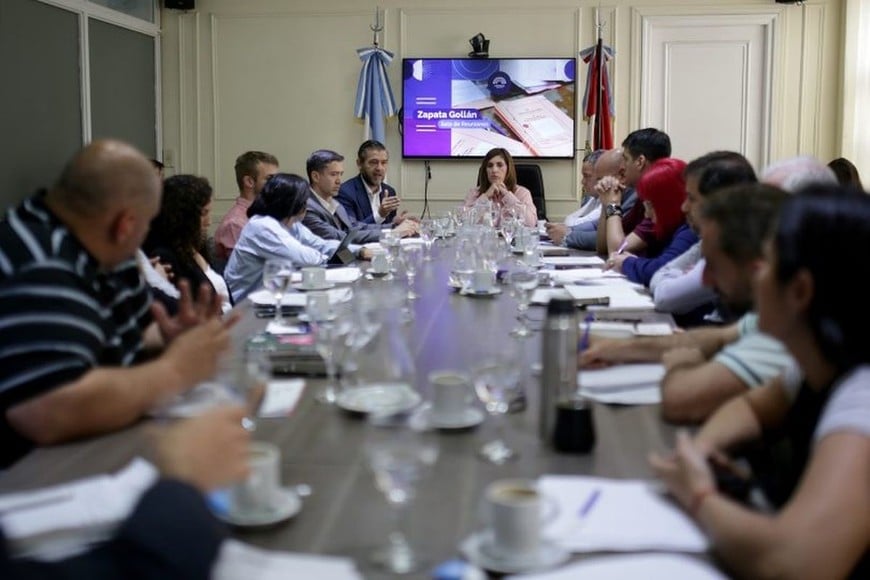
[468,33,490,58]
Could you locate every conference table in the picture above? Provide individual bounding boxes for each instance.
[0,239,687,578]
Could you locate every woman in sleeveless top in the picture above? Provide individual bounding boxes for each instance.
[651,185,870,579]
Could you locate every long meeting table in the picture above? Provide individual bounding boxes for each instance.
[0,240,685,578]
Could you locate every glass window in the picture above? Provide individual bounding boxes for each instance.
[89,18,157,157]
[89,0,154,23]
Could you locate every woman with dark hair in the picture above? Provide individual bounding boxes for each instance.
[463,148,538,226]
[607,158,698,286]
[224,173,365,302]
[143,174,231,312]
[651,187,870,579]
[828,157,864,190]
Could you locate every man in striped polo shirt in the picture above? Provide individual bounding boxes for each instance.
[0,140,233,467]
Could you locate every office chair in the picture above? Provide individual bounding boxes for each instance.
[514,163,546,220]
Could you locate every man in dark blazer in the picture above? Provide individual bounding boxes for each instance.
[337,140,417,230]
[305,149,414,244]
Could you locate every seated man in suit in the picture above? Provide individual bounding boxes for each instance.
[304,149,414,244]
[337,140,417,230]
[0,139,233,467]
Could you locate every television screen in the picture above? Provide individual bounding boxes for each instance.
[402,57,577,159]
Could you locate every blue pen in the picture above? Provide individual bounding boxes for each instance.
[578,487,601,518]
[578,313,594,352]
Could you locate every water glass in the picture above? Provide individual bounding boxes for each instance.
[261,258,295,327]
[509,268,539,338]
[472,355,523,464]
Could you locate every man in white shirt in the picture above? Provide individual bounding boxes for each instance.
[563,149,605,226]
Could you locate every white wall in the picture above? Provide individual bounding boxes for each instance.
[161,0,847,223]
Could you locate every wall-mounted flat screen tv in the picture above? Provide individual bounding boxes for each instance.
[402,57,577,159]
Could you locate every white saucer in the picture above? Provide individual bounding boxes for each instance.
[411,404,485,430]
[215,487,301,527]
[460,287,502,297]
[293,282,335,291]
[336,384,422,415]
[365,271,394,281]
[460,530,570,574]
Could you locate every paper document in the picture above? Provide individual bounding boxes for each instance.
[259,379,306,417]
[548,268,625,285]
[248,288,352,307]
[0,459,159,561]
[531,288,572,305]
[539,476,709,553]
[215,540,363,580]
[291,267,361,284]
[564,285,655,310]
[578,363,665,405]
[507,553,726,580]
[542,256,606,267]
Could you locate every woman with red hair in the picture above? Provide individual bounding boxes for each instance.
[608,158,698,286]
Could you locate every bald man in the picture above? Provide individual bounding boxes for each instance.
[546,148,629,249]
[0,140,233,467]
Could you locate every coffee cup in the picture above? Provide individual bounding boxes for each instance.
[301,266,326,289]
[471,270,494,293]
[230,441,281,516]
[484,479,557,558]
[428,370,474,420]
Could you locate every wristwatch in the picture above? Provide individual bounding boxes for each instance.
[605,203,623,218]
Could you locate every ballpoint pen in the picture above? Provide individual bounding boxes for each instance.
[615,238,629,255]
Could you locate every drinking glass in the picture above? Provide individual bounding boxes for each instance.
[380,228,401,271]
[509,268,539,338]
[261,258,295,328]
[365,413,439,573]
[400,243,423,300]
[500,212,518,251]
[520,228,540,267]
[419,218,436,261]
[472,355,522,464]
[309,296,352,404]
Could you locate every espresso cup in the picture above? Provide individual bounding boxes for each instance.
[230,441,281,516]
[301,266,326,288]
[472,270,494,293]
[428,370,474,419]
[485,479,555,558]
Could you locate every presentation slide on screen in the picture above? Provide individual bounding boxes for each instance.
[402,58,576,158]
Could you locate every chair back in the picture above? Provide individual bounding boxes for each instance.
[514,163,546,220]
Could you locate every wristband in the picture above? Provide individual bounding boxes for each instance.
[689,486,716,518]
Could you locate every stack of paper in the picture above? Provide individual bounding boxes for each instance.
[542,256,606,268]
[506,553,726,580]
[539,476,708,553]
[215,540,363,580]
[0,459,159,561]
[578,363,665,405]
[530,288,572,305]
[547,268,626,285]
